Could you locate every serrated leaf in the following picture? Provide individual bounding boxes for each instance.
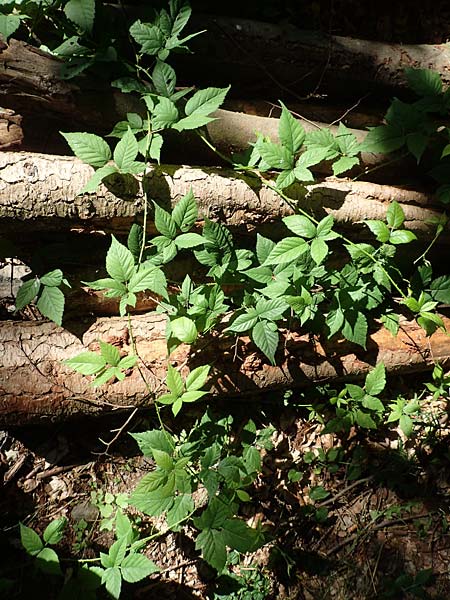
[405,67,442,97]
[20,523,43,556]
[364,220,390,242]
[64,0,95,33]
[113,128,138,171]
[43,518,67,545]
[39,269,63,287]
[61,132,111,167]
[399,414,413,437]
[172,113,215,131]
[195,528,227,572]
[65,351,106,375]
[37,286,65,325]
[166,494,194,530]
[152,60,176,97]
[130,430,174,457]
[309,486,330,501]
[276,169,296,189]
[362,395,384,412]
[389,230,417,244]
[185,86,230,117]
[221,519,258,553]
[175,232,205,248]
[172,189,198,231]
[310,238,328,264]
[283,215,316,238]
[256,234,275,264]
[127,223,143,259]
[166,364,183,397]
[0,14,21,39]
[360,125,405,154]
[355,410,377,429]
[128,265,168,298]
[130,20,164,55]
[153,449,174,471]
[15,278,40,311]
[332,155,359,176]
[406,131,428,163]
[264,237,308,265]
[258,142,293,170]
[185,365,210,391]
[154,203,177,239]
[35,547,62,576]
[342,311,368,348]
[180,390,208,403]
[99,341,121,367]
[380,312,399,336]
[102,567,122,600]
[252,321,278,364]
[365,362,386,396]
[121,554,159,583]
[81,164,117,193]
[106,236,135,282]
[226,310,259,333]
[171,316,197,343]
[152,97,179,129]
[386,201,405,229]
[279,103,305,153]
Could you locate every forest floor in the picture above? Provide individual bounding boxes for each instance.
[2,373,450,600]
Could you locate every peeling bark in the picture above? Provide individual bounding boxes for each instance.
[1,313,450,426]
[0,153,444,240]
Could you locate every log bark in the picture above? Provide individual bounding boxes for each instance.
[0,39,410,178]
[175,15,450,100]
[1,313,450,427]
[0,152,444,241]
[0,108,23,150]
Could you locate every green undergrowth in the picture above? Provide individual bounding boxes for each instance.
[2,0,450,598]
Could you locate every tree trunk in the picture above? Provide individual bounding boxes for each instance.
[0,153,443,240]
[176,15,450,100]
[0,39,412,178]
[1,313,450,427]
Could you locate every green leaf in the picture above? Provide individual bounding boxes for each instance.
[37,286,65,325]
[166,494,194,530]
[309,486,330,501]
[362,395,384,412]
[380,312,399,336]
[121,553,159,583]
[35,547,62,576]
[406,132,428,163]
[83,278,127,295]
[152,60,176,97]
[221,519,258,553]
[252,321,278,365]
[0,14,21,39]
[276,169,296,189]
[283,215,316,238]
[15,278,40,311]
[172,114,215,131]
[264,237,308,265]
[130,20,164,54]
[355,410,377,429]
[364,220,390,243]
[360,125,405,154]
[386,201,405,229]
[82,164,117,193]
[399,414,413,437]
[102,567,122,600]
[106,236,135,282]
[130,430,174,457]
[39,269,63,287]
[226,310,259,333]
[389,230,417,244]
[258,142,293,170]
[99,341,121,367]
[64,0,95,33]
[113,128,138,171]
[430,275,450,304]
[278,103,305,154]
[171,316,198,343]
[195,528,227,572]
[43,518,67,545]
[365,363,386,396]
[332,155,359,176]
[128,223,143,259]
[405,67,442,97]
[342,312,368,348]
[335,123,360,156]
[65,351,106,376]
[20,523,43,556]
[310,238,328,264]
[166,364,183,397]
[154,203,177,238]
[256,234,275,264]
[185,365,210,391]
[172,189,198,231]
[128,265,168,298]
[185,86,230,117]
[153,449,174,471]
[175,232,205,248]
[152,97,179,129]
[61,132,111,168]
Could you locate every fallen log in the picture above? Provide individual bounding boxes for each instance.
[0,108,23,150]
[0,153,444,240]
[1,313,450,427]
[0,39,408,178]
[175,15,450,100]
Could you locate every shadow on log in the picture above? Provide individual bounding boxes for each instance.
[1,313,450,426]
